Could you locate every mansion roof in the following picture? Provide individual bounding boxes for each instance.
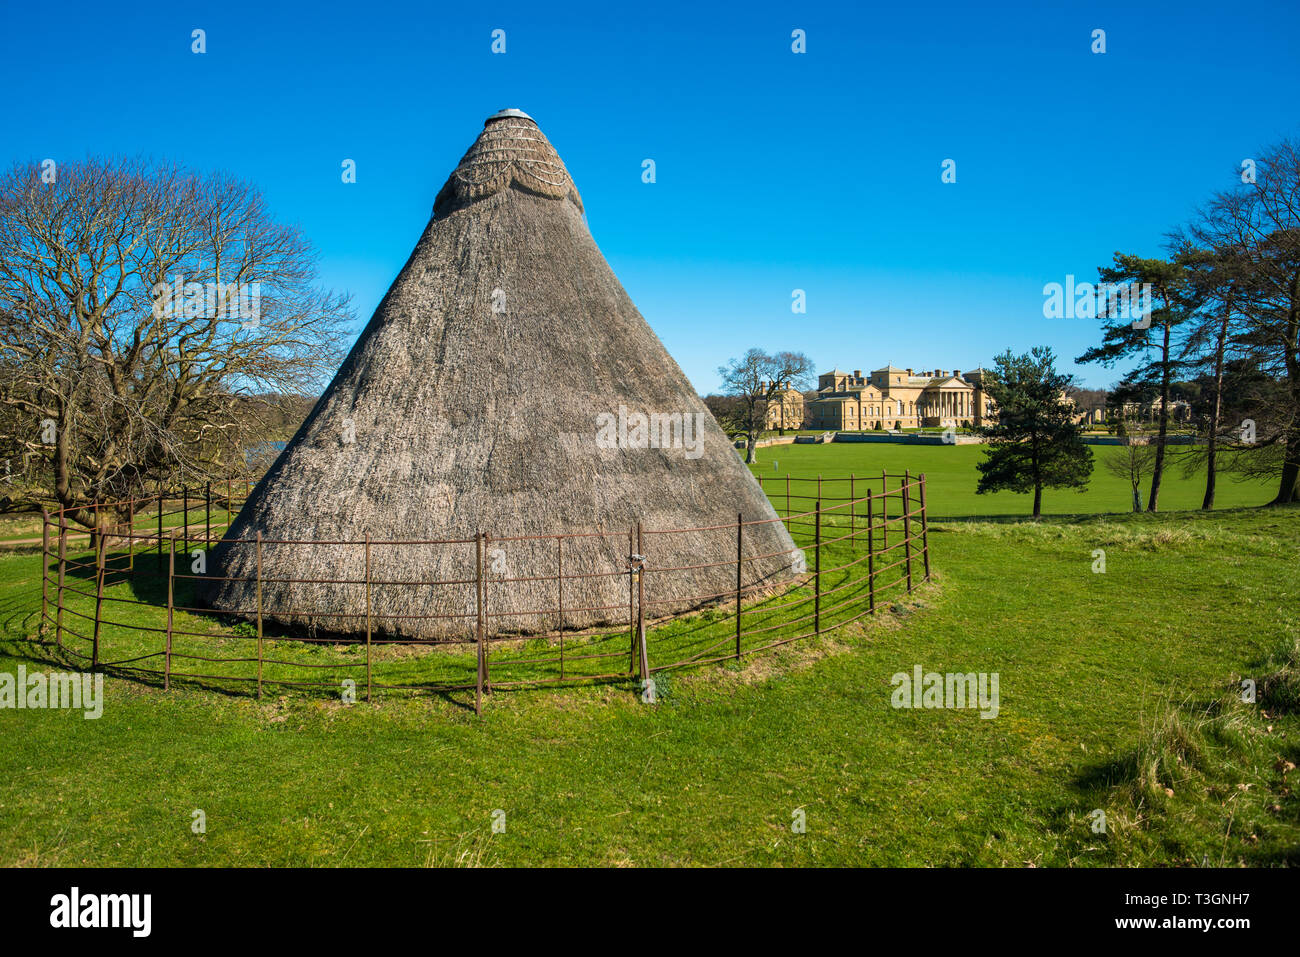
[813,369,986,402]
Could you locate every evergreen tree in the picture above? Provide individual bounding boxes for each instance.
[976,347,1094,518]
[1075,254,1191,512]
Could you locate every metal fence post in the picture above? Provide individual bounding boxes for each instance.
[365,532,372,703]
[165,534,175,690]
[627,525,636,676]
[92,527,106,671]
[866,492,875,613]
[483,533,493,696]
[785,474,791,527]
[475,531,485,715]
[256,530,264,701]
[636,522,648,681]
[850,474,857,553]
[814,498,822,634]
[903,469,913,593]
[56,514,67,650]
[919,473,931,582]
[735,512,743,659]
[40,510,49,638]
[205,482,212,547]
[880,469,889,553]
[556,536,565,680]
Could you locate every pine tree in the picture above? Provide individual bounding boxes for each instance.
[1075,254,1191,511]
[976,347,1094,518]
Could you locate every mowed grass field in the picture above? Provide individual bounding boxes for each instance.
[0,444,1296,866]
[749,441,1274,518]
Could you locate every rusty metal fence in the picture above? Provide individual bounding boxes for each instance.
[37,472,931,713]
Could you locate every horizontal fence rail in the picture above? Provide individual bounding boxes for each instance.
[37,473,932,713]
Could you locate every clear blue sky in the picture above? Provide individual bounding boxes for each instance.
[2,0,1296,391]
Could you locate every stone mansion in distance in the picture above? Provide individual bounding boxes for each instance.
[763,365,997,431]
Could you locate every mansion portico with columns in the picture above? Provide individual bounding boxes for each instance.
[762,365,996,431]
[809,366,995,430]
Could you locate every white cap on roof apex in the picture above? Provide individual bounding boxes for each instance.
[488,108,534,121]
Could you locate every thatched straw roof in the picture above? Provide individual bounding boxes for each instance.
[433,108,583,216]
[202,110,797,640]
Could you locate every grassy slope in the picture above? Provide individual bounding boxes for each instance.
[0,446,1295,866]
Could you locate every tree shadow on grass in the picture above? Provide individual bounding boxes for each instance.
[0,583,41,642]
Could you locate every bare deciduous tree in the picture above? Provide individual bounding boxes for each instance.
[716,349,815,463]
[1182,138,1300,505]
[0,157,352,537]
[1104,420,1158,512]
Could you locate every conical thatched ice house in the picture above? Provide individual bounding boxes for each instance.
[204,109,797,639]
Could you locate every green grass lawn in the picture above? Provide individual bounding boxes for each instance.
[749,442,1274,518]
[0,451,1296,866]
